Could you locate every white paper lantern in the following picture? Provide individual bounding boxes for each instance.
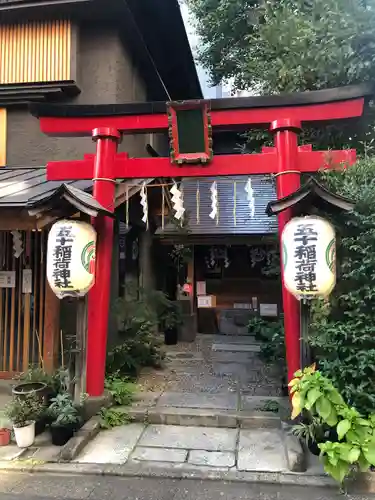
[282,216,336,299]
[47,219,96,299]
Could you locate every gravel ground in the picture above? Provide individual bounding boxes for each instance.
[137,335,282,397]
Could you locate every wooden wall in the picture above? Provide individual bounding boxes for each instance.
[0,21,72,84]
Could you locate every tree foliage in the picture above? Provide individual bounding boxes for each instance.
[188,0,375,150]
[189,0,375,93]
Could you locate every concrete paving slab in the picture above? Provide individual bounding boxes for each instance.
[0,445,24,461]
[26,445,62,462]
[138,424,238,452]
[156,392,237,410]
[131,446,187,463]
[75,423,145,464]
[237,429,286,472]
[188,450,235,467]
[212,344,261,353]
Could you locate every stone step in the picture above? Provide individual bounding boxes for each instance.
[213,335,260,345]
[212,343,261,353]
[128,405,281,429]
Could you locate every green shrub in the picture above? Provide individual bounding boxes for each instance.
[248,316,285,367]
[309,159,375,415]
[104,376,137,406]
[106,321,164,377]
[291,366,375,484]
[99,407,133,429]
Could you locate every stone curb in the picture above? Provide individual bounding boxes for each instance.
[58,416,101,462]
[2,458,375,492]
[0,460,333,487]
[281,421,306,472]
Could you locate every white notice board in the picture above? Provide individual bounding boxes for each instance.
[259,303,278,317]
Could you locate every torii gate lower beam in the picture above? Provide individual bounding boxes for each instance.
[30,85,371,397]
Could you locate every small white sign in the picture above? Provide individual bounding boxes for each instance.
[234,303,251,310]
[196,281,206,296]
[197,295,215,308]
[0,271,16,288]
[260,303,278,317]
[22,269,33,294]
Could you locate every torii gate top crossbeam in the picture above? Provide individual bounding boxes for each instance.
[29,84,372,137]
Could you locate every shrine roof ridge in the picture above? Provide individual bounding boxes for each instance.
[30,84,373,118]
[266,176,356,216]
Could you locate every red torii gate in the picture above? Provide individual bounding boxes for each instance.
[30,84,371,397]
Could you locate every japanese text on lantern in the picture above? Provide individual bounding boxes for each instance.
[282,216,336,299]
[52,224,75,289]
[293,223,318,293]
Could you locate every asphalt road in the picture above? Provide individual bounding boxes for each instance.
[0,473,372,500]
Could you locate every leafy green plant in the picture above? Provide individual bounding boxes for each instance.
[99,407,133,429]
[47,393,81,427]
[16,365,70,394]
[290,366,375,484]
[104,376,137,406]
[255,399,280,413]
[106,321,164,377]
[5,394,44,428]
[292,415,326,447]
[248,316,285,366]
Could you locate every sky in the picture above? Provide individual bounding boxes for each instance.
[180,2,224,98]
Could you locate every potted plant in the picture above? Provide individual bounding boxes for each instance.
[292,414,326,455]
[4,393,43,448]
[0,413,11,446]
[47,393,82,446]
[160,301,182,346]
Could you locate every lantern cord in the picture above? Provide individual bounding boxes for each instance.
[196,181,200,225]
[161,187,165,230]
[125,185,129,228]
[92,177,117,183]
[273,170,301,178]
[233,181,237,227]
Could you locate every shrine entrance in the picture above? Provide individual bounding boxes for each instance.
[30,83,372,396]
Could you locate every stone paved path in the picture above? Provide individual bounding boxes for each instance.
[75,336,290,472]
[75,423,288,473]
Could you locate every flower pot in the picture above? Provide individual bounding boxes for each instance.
[307,438,321,456]
[50,424,74,446]
[0,428,11,446]
[12,382,48,403]
[35,416,47,436]
[164,327,178,345]
[13,421,35,448]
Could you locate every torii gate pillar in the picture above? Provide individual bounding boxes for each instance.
[271,119,302,384]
